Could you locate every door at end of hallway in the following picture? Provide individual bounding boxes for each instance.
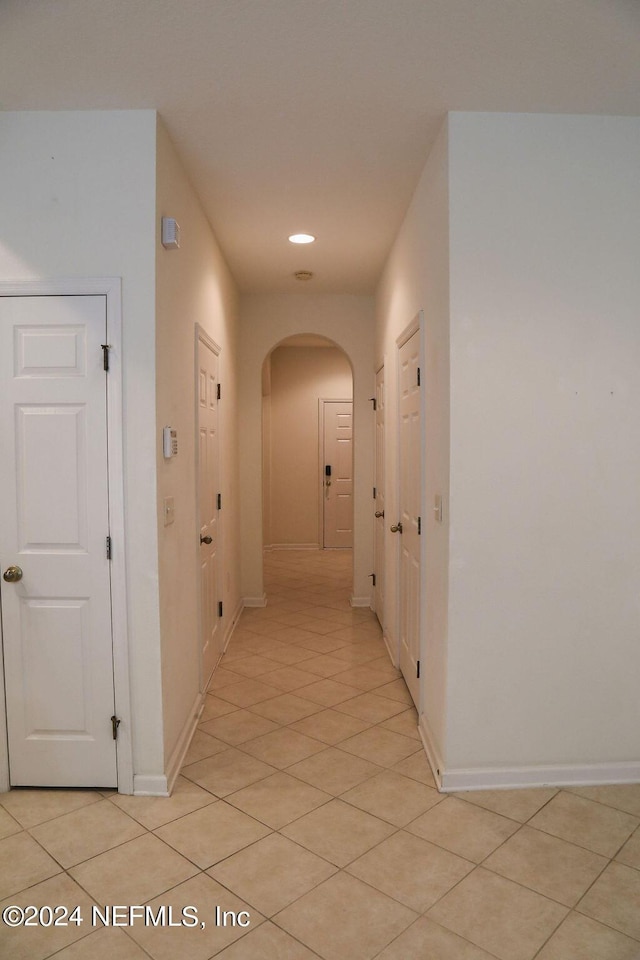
[321,399,353,549]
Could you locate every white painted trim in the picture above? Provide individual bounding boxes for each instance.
[0,278,133,795]
[222,598,245,652]
[418,711,445,791]
[437,760,640,793]
[394,311,425,712]
[395,313,421,350]
[165,598,245,795]
[372,361,385,632]
[243,595,268,608]
[104,279,134,796]
[418,703,640,792]
[133,774,169,797]
[196,326,222,358]
[0,649,9,793]
[383,632,398,668]
[269,543,321,551]
[350,595,372,608]
[164,689,205,795]
[318,397,353,552]
[194,326,223,695]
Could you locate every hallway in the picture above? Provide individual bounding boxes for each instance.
[1,551,640,959]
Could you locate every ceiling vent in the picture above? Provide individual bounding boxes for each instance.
[294,271,313,281]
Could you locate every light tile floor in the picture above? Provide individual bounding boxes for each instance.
[1,550,640,959]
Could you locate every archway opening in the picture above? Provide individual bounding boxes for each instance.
[261,334,354,597]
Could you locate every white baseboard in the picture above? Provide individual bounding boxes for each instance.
[350,595,372,608]
[133,774,170,797]
[162,689,205,796]
[268,543,320,551]
[437,759,640,793]
[243,594,267,608]
[163,599,246,797]
[223,598,245,650]
[383,632,398,667]
[418,713,445,790]
[417,712,640,792]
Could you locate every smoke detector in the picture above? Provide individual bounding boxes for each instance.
[294,271,313,281]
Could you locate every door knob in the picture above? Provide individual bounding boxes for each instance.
[375,511,384,518]
[200,535,212,544]
[390,523,403,534]
[3,565,23,582]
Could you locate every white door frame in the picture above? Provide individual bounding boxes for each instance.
[318,397,353,549]
[0,278,133,794]
[374,362,385,632]
[395,311,426,712]
[195,325,222,689]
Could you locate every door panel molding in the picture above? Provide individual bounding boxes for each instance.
[0,278,132,794]
[319,398,354,549]
[394,311,426,711]
[195,325,223,692]
[374,363,385,630]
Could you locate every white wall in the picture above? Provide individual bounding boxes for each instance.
[376,121,451,765]
[0,111,163,783]
[265,345,352,547]
[239,294,375,605]
[155,119,241,778]
[445,113,640,784]
[0,110,243,795]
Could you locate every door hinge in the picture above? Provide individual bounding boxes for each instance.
[218,600,223,617]
[110,715,121,740]
[373,486,376,499]
[101,344,110,372]
[217,493,222,510]
[416,660,421,679]
[418,516,421,535]
[369,397,377,411]
[417,366,421,386]
[106,535,112,559]
[368,572,376,586]
[217,383,221,401]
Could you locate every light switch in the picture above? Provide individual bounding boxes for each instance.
[163,497,175,526]
[434,494,443,524]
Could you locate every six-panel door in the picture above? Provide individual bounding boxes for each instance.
[323,400,354,549]
[398,330,421,706]
[198,337,221,687]
[0,295,117,787]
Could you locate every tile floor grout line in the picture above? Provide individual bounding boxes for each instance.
[6,550,639,958]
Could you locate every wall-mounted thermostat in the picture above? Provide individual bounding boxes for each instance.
[161,217,180,249]
[163,426,178,458]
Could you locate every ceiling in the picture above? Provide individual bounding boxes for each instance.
[1,0,639,294]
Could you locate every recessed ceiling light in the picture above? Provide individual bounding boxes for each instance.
[288,233,315,244]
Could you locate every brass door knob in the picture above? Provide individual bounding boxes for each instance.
[390,523,403,534]
[200,536,212,544]
[3,565,23,582]
[375,511,384,518]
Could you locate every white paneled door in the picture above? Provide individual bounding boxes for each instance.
[0,295,117,787]
[374,367,385,626]
[397,329,421,706]
[197,335,221,688]
[322,400,353,549]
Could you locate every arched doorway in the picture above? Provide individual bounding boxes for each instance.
[237,295,375,611]
[262,335,354,592]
